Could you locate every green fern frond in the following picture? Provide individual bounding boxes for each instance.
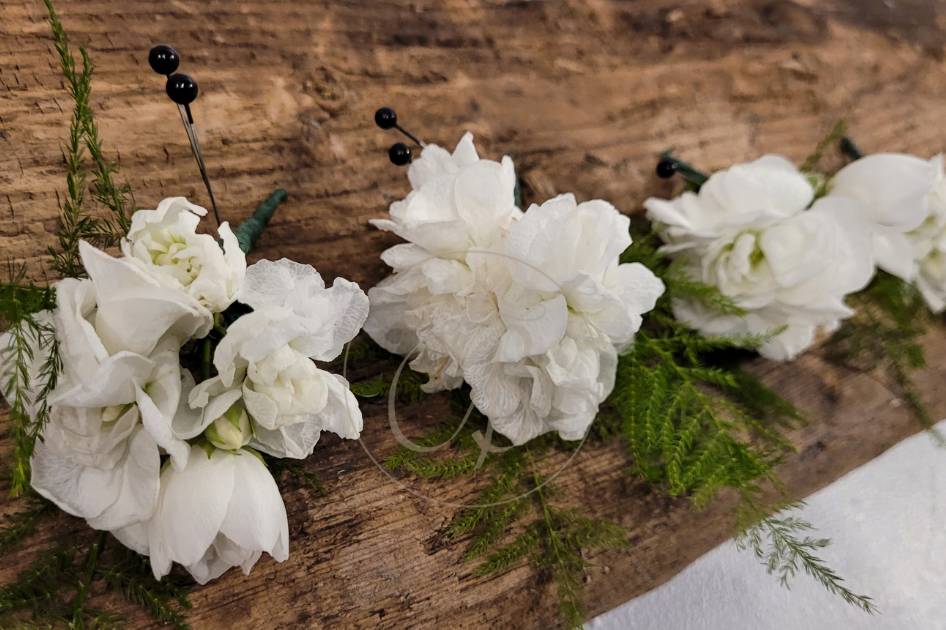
[2,305,59,496]
[0,544,77,616]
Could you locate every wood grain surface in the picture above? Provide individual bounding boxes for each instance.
[2,0,946,627]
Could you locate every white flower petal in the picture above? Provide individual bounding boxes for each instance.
[146,445,235,579]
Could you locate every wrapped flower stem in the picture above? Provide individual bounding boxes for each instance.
[234,188,288,254]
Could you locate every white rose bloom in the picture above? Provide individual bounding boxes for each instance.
[182,259,368,459]
[367,139,663,444]
[645,157,874,360]
[830,153,946,310]
[122,197,246,313]
[131,445,288,584]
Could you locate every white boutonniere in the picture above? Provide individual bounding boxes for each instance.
[366,134,664,445]
[645,155,875,360]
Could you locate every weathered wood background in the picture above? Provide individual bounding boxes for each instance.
[3,0,946,627]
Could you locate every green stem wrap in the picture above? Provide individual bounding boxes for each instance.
[234,188,288,254]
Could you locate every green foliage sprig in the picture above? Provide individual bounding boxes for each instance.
[44,0,129,279]
[1,264,60,495]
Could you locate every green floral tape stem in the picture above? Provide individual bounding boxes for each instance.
[234,188,288,254]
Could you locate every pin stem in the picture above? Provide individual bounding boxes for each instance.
[177,104,221,226]
[395,124,425,148]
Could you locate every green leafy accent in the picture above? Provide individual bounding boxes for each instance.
[100,547,192,630]
[383,424,480,480]
[605,225,873,611]
[800,119,847,174]
[0,527,192,629]
[44,0,129,279]
[379,395,624,628]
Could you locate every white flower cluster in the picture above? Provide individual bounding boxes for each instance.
[365,133,665,445]
[645,151,946,360]
[0,198,368,584]
[645,156,875,360]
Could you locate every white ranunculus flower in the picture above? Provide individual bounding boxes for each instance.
[370,132,521,258]
[182,259,368,459]
[366,133,522,395]
[830,153,946,310]
[646,158,875,360]
[122,197,246,313]
[237,258,369,361]
[139,445,288,584]
[367,141,664,444]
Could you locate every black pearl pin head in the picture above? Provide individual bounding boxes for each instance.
[375,107,397,130]
[148,44,180,76]
[166,73,199,105]
[656,158,678,179]
[389,142,412,166]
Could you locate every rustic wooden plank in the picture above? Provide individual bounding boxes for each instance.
[2,0,946,627]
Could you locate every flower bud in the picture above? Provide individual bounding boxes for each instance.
[204,402,252,451]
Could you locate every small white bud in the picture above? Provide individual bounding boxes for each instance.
[205,402,252,451]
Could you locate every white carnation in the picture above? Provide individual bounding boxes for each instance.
[645,155,874,360]
[370,132,521,258]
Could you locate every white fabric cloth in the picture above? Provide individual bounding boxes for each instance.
[588,420,946,629]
